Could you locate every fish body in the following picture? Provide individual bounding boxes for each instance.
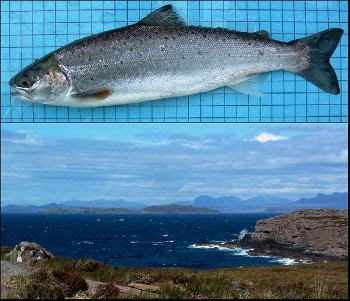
[9,5,344,107]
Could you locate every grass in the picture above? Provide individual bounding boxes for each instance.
[2,245,348,299]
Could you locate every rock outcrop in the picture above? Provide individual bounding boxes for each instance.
[239,209,348,261]
[6,241,54,266]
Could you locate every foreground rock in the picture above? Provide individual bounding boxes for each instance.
[239,209,348,261]
[1,260,38,299]
[6,241,54,265]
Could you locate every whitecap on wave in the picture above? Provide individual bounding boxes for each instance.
[72,240,94,245]
[188,243,312,265]
[188,243,250,253]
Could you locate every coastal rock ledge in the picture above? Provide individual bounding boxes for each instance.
[239,209,348,261]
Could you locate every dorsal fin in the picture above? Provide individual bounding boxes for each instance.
[137,4,186,27]
[253,30,270,39]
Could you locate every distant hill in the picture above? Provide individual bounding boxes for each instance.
[192,195,292,213]
[1,203,74,214]
[1,203,218,215]
[141,204,221,214]
[191,193,348,213]
[61,199,147,209]
[2,192,347,214]
[192,195,245,212]
[39,207,135,214]
[276,192,348,212]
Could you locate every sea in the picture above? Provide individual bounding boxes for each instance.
[1,213,300,270]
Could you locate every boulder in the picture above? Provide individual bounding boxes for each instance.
[7,241,54,265]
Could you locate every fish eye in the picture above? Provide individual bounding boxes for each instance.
[18,75,33,88]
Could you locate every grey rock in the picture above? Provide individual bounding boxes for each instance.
[7,241,54,266]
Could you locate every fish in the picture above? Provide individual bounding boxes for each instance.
[9,4,344,107]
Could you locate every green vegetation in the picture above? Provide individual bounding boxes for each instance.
[3,253,348,299]
[1,245,12,260]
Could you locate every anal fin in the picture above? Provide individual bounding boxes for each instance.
[228,73,269,97]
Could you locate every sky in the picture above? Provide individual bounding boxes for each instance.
[1,123,348,206]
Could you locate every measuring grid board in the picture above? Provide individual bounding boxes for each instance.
[1,1,348,123]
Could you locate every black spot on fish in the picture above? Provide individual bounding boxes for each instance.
[197,51,202,55]
[203,34,206,38]
[228,54,231,57]
[123,41,127,45]
[120,60,123,64]
[248,41,252,46]
[164,36,169,40]
[182,56,186,59]
[129,47,133,51]
[90,77,94,81]
[259,50,264,55]
[149,35,152,39]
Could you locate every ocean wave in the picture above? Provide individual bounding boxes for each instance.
[188,243,252,253]
[188,243,311,265]
[271,257,313,265]
[72,240,94,245]
[152,241,164,245]
[238,229,249,240]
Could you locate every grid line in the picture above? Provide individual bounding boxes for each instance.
[0,0,348,123]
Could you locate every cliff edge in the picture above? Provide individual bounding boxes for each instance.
[239,209,348,261]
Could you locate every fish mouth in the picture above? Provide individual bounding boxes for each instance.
[10,87,34,100]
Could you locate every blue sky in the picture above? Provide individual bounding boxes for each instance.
[1,123,348,206]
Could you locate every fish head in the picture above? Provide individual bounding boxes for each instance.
[9,56,70,103]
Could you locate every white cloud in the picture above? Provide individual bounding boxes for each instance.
[4,130,43,146]
[255,132,289,143]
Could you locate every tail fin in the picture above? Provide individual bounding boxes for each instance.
[291,28,343,95]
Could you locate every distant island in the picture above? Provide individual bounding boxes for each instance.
[140,204,220,214]
[1,192,347,214]
[31,204,220,215]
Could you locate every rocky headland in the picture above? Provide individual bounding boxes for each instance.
[197,209,348,262]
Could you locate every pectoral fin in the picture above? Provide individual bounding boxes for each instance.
[72,87,113,101]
